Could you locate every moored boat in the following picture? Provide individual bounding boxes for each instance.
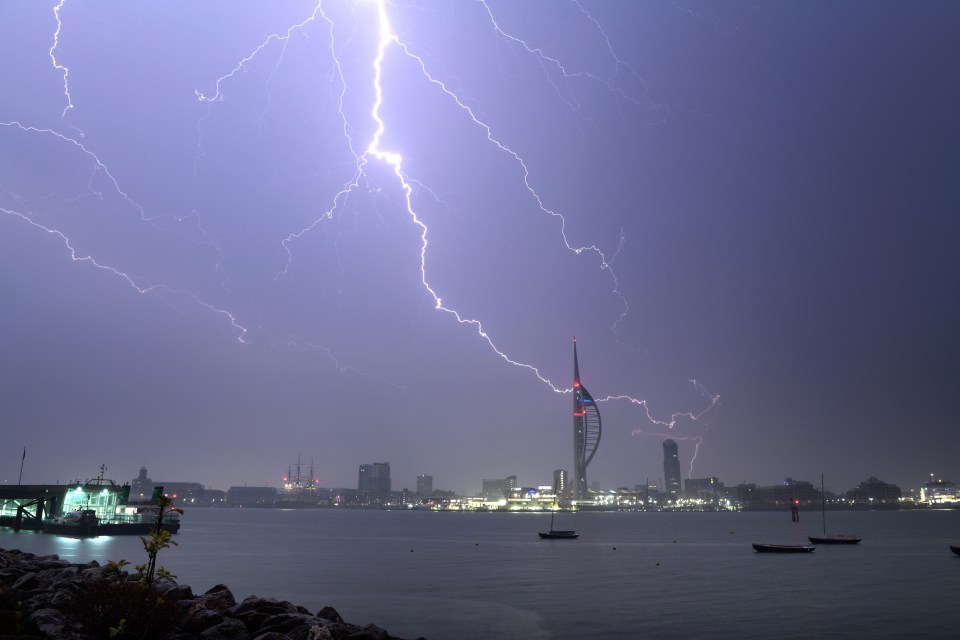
[950,545,960,556]
[752,543,815,553]
[539,529,579,539]
[539,511,579,539]
[808,533,861,544]
[808,473,861,545]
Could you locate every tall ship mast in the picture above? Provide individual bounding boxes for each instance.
[278,455,318,508]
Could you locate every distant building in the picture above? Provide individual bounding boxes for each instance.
[157,481,204,500]
[663,440,682,502]
[553,470,568,496]
[755,478,817,506]
[845,476,902,504]
[685,477,723,501]
[481,478,511,501]
[226,486,278,507]
[358,463,391,500]
[635,481,660,506]
[416,474,433,496]
[130,467,155,501]
[734,483,757,507]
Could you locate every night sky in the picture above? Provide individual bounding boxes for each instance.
[2,0,958,496]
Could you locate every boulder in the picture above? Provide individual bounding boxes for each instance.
[28,607,65,638]
[199,584,237,612]
[11,573,38,591]
[181,604,225,635]
[200,617,251,640]
[256,612,327,636]
[345,623,392,640]
[317,606,344,624]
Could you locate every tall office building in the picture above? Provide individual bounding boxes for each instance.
[572,338,602,501]
[358,462,391,498]
[663,439,682,502]
[416,474,433,496]
[553,469,568,496]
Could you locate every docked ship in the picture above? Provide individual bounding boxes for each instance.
[41,466,179,536]
[1,465,181,536]
[276,457,319,508]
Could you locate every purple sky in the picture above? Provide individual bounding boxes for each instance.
[2,0,958,496]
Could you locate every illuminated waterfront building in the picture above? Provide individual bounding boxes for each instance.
[572,338,602,501]
[663,439,681,502]
[685,477,723,501]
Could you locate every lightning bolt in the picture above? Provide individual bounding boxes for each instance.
[49,0,83,137]
[0,119,249,340]
[481,0,670,129]
[194,0,717,433]
[0,202,248,342]
[624,381,721,476]
[7,1,722,442]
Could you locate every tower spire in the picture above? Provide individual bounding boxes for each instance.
[573,336,580,386]
[571,338,601,502]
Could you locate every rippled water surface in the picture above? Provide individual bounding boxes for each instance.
[3,508,959,639]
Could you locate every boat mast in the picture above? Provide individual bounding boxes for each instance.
[821,472,826,535]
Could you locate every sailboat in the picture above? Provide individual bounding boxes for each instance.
[538,510,578,539]
[808,473,861,544]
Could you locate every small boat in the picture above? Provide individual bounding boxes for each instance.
[752,543,815,553]
[808,473,861,545]
[539,511,579,539]
[808,533,861,544]
[950,545,960,556]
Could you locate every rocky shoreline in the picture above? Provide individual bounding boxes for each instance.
[0,548,421,640]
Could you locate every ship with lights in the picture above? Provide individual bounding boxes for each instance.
[276,457,319,508]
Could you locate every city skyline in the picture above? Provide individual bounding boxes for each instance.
[2,2,958,496]
[13,457,946,500]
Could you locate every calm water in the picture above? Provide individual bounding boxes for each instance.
[3,508,959,639]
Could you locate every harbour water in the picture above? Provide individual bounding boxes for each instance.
[3,508,959,639]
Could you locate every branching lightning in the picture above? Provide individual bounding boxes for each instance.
[194,0,719,440]
[0,201,247,342]
[5,0,721,455]
[619,380,721,476]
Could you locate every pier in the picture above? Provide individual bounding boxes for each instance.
[0,485,65,531]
